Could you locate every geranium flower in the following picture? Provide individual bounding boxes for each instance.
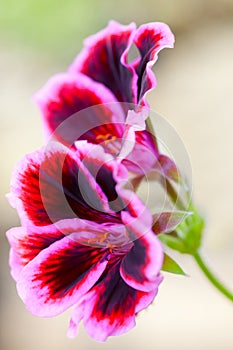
[34,21,175,174]
[6,140,164,341]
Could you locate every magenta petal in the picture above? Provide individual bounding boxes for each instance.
[6,225,64,281]
[6,217,119,281]
[16,232,108,317]
[68,262,160,341]
[133,22,175,103]
[69,21,137,103]
[120,232,163,292]
[67,301,84,338]
[10,142,119,227]
[34,72,125,144]
[135,277,163,313]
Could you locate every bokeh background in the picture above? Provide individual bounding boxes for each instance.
[1,1,233,349]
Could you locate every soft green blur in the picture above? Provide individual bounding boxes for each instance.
[1,1,233,350]
[1,0,233,55]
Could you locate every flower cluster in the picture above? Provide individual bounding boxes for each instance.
[6,21,178,341]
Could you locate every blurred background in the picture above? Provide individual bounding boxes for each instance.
[1,1,233,349]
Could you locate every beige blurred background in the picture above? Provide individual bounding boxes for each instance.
[1,1,233,349]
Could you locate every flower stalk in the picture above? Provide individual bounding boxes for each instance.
[193,251,233,302]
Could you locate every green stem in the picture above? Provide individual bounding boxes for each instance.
[163,178,186,211]
[193,251,233,302]
[146,117,158,149]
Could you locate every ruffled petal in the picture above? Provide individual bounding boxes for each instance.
[120,232,163,292]
[69,21,137,103]
[67,262,162,341]
[16,231,109,317]
[9,142,119,227]
[34,72,125,144]
[133,22,175,103]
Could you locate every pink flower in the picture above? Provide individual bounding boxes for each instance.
[34,21,175,174]
[7,141,163,341]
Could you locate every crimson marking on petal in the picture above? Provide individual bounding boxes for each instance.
[11,144,121,227]
[6,225,64,280]
[68,260,162,341]
[17,235,109,317]
[94,268,136,323]
[37,245,101,300]
[35,73,125,145]
[47,85,103,136]
[69,21,137,103]
[120,239,147,284]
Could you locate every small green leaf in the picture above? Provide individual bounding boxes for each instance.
[158,233,187,253]
[175,205,205,254]
[158,204,205,255]
[161,253,186,275]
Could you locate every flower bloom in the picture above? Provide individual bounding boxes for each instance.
[7,141,164,341]
[35,21,175,174]
[6,21,178,342]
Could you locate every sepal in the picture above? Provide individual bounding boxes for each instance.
[158,205,205,254]
[152,210,191,235]
[161,253,186,275]
[175,205,204,254]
